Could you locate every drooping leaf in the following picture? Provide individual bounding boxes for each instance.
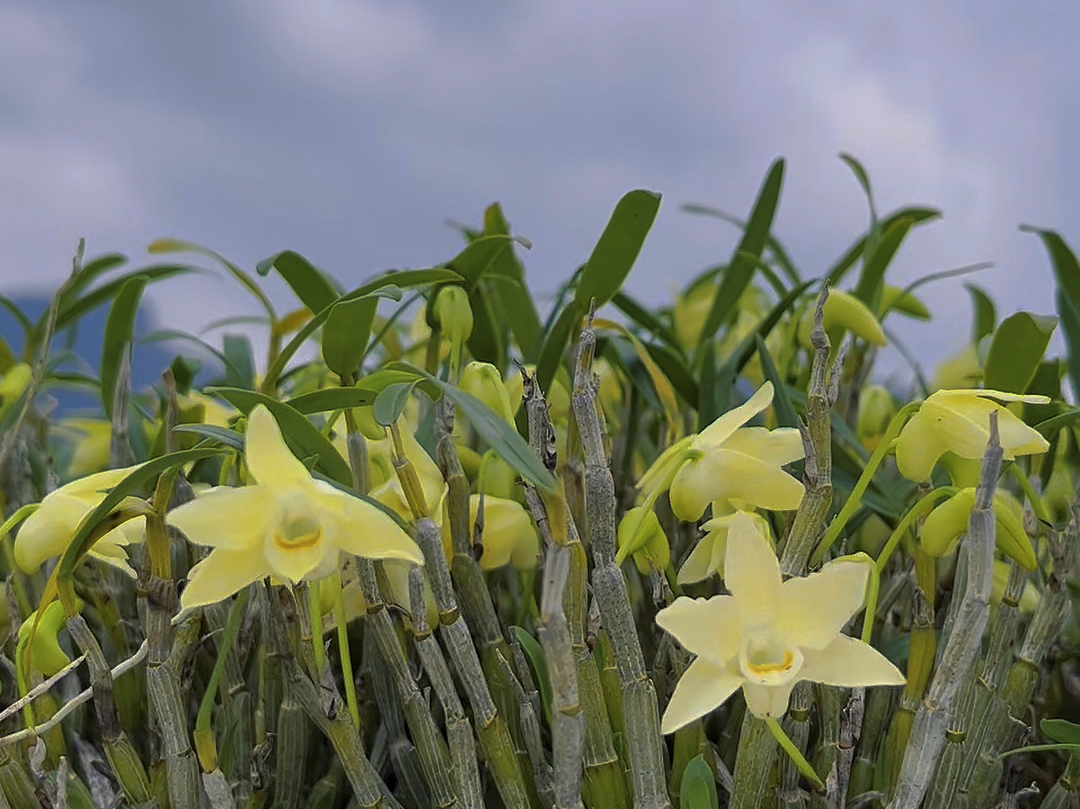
[1042,718,1080,746]
[100,276,148,419]
[612,291,682,353]
[53,265,194,337]
[205,388,353,485]
[839,152,878,224]
[149,238,276,321]
[983,312,1057,394]
[697,159,785,354]
[966,283,997,343]
[172,423,244,450]
[573,189,662,311]
[322,296,378,379]
[256,250,340,316]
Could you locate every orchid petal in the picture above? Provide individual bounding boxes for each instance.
[742,680,797,719]
[798,635,906,688]
[181,549,271,610]
[724,512,782,624]
[244,405,313,488]
[697,382,774,447]
[655,595,741,662]
[168,486,278,550]
[660,656,743,734]
[779,559,869,649]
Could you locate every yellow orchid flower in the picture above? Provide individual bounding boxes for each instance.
[56,418,114,478]
[656,512,904,730]
[638,382,804,522]
[894,389,1050,483]
[677,506,773,585]
[930,344,983,392]
[920,488,1036,569]
[168,405,422,610]
[441,494,539,570]
[856,385,896,452]
[14,465,147,576]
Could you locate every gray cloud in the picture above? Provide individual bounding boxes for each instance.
[0,0,1076,383]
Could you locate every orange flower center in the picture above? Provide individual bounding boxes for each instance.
[739,635,802,686]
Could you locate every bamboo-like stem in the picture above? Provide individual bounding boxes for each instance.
[731,712,778,809]
[570,311,670,809]
[885,413,1002,809]
[782,288,836,577]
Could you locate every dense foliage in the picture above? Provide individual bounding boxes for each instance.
[0,156,1078,809]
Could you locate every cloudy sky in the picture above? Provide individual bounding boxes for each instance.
[1,0,1077,382]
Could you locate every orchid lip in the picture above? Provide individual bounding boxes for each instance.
[738,635,803,686]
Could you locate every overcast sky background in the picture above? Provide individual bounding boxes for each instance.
[1,1,1077,385]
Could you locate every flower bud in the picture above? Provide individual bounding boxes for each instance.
[857,385,896,451]
[799,289,887,348]
[616,506,671,575]
[920,488,1036,570]
[433,286,473,344]
[879,285,930,320]
[460,362,516,425]
[18,600,81,677]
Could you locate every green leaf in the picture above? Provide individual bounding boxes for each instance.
[983,312,1057,394]
[1057,290,1080,404]
[727,279,817,375]
[965,283,996,343]
[511,626,552,726]
[262,270,457,393]
[284,388,378,415]
[853,217,913,311]
[482,203,541,355]
[697,340,717,425]
[573,189,661,311]
[755,335,798,428]
[257,250,340,316]
[679,754,719,809]
[641,342,698,407]
[373,381,422,426]
[1022,225,1080,319]
[322,296,378,379]
[0,295,33,343]
[205,388,353,485]
[839,152,878,223]
[1022,360,1063,426]
[55,265,193,337]
[151,239,277,322]
[385,363,556,492]
[535,302,583,398]
[826,207,941,286]
[100,276,148,419]
[446,234,529,288]
[172,423,244,450]
[612,291,682,353]
[222,334,256,390]
[1042,718,1080,746]
[1035,407,1080,439]
[697,159,785,354]
[679,203,801,285]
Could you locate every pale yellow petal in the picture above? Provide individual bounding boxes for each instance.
[742,681,797,718]
[920,488,975,557]
[476,496,539,571]
[244,405,313,488]
[894,407,947,482]
[671,450,804,519]
[655,595,742,662]
[697,382,774,447]
[660,657,744,734]
[312,481,423,566]
[168,486,278,550]
[724,512,782,625]
[722,427,805,467]
[798,636,906,688]
[181,549,271,609]
[676,535,720,585]
[15,494,92,572]
[779,559,869,649]
[58,464,143,501]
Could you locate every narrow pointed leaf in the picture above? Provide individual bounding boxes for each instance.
[966,283,997,343]
[100,276,148,419]
[826,206,941,286]
[257,250,339,315]
[573,189,661,311]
